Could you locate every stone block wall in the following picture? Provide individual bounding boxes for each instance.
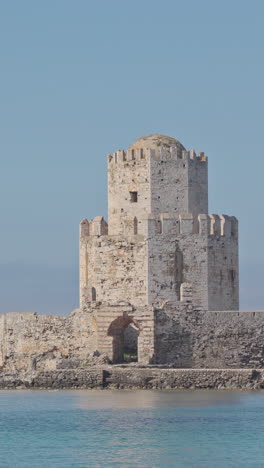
[155,304,264,368]
[108,150,151,236]
[146,213,238,310]
[149,149,208,219]
[80,232,148,308]
[80,211,238,312]
[0,303,155,372]
[1,300,264,371]
[208,216,239,310]
[108,143,208,236]
[0,310,96,373]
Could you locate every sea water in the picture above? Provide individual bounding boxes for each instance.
[0,389,263,467]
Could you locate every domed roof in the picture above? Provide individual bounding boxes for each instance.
[129,134,185,151]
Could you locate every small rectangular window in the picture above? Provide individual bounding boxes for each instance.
[130,191,138,203]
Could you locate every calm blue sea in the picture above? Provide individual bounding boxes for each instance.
[0,389,263,467]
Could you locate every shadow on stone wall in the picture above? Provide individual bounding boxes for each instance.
[154,309,193,367]
[154,307,264,369]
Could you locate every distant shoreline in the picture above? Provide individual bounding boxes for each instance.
[0,367,263,390]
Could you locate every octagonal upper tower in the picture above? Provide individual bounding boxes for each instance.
[107,134,208,235]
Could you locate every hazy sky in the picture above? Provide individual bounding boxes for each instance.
[0,0,264,314]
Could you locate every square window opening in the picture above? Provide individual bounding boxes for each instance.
[130,191,138,203]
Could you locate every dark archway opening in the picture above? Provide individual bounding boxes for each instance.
[108,316,140,363]
[123,323,139,362]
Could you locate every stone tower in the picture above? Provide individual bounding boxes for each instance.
[80,134,239,311]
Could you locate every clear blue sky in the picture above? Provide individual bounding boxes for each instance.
[0,0,263,313]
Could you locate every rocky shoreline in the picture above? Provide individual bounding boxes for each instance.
[0,367,264,390]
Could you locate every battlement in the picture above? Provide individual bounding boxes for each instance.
[139,213,238,238]
[108,147,207,165]
[79,217,108,237]
[80,213,238,239]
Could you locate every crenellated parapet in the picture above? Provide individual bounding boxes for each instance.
[79,218,89,237]
[137,213,238,238]
[80,213,238,239]
[198,214,238,237]
[79,216,108,238]
[107,147,207,166]
[221,214,238,237]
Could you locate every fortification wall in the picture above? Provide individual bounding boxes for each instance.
[0,310,96,373]
[155,306,264,368]
[80,211,238,311]
[146,217,208,307]
[80,223,148,307]
[0,303,155,371]
[1,302,264,372]
[145,213,238,310]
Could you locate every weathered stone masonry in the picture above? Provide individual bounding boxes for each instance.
[80,134,239,312]
[1,133,262,381]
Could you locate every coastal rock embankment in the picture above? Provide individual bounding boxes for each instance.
[0,367,263,390]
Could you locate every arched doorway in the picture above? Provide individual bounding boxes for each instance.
[108,316,140,363]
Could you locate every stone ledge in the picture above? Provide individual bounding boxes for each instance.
[0,367,263,390]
